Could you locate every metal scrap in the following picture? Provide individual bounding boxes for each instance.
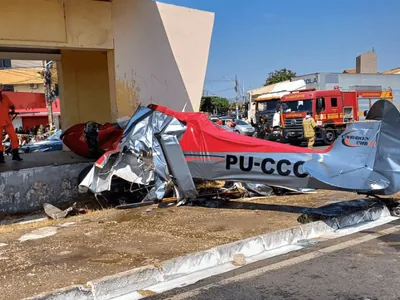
[44,203,88,220]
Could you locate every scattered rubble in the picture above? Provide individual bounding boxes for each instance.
[232,253,246,266]
[44,203,88,220]
[76,177,316,212]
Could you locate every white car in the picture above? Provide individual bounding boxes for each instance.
[219,118,255,136]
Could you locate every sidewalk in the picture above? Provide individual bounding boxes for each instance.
[0,190,364,300]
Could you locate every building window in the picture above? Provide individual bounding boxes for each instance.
[0,59,11,69]
[331,97,338,107]
[1,85,14,92]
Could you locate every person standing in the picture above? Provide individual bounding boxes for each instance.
[302,111,316,149]
[0,89,22,163]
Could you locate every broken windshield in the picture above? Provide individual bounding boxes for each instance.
[282,99,312,113]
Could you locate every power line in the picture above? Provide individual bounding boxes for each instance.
[212,87,235,93]
[205,79,233,83]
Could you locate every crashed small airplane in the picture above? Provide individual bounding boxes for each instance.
[62,99,400,205]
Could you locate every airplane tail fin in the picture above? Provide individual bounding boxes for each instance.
[303,100,400,194]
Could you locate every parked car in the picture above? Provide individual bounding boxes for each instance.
[219,117,255,136]
[20,130,63,153]
[210,116,220,123]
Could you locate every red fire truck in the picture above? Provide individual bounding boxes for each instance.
[280,87,393,145]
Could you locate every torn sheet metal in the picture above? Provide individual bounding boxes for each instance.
[241,183,273,197]
[159,134,198,200]
[80,107,197,202]
[80,99,400,200]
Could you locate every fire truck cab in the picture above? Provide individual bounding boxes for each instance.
[280,87,393,145]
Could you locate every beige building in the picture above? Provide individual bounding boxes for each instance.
[0,61,58,93]
[0,0,214,130]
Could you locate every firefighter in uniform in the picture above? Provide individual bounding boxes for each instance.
[0,89,22,163]
[302,111,316,149]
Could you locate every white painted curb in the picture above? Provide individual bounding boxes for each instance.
[25,204,391,300]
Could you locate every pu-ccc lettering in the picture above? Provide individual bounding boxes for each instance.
[226,155,308,178]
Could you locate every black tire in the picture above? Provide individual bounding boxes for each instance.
[323,128,336,145]
[234,130,240,134]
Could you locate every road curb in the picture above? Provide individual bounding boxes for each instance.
[26,286,93,300]
[24,204,391,300]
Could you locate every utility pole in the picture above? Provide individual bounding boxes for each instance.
[42,60,54,127]
[234,75,239,119]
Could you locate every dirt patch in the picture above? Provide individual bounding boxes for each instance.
[0,190,365,300]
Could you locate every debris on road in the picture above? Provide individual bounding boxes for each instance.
[232,253,246,266]
[44,203,88,220]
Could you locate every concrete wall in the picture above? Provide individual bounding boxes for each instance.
[356,51,377,74]
[157,2,214,112]
[0,162,91,214]
[292,73,400,94]
[0,0,113,50]
[111,0,214,117]
[337,74,400,91]
[59,50,112,130]
[290,73,321,90]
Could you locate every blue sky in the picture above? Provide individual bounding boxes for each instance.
[160,0,400,100]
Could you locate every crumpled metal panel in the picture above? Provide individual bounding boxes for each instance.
[83,108,159,195]
[81,107,168,197]
[159,134,198,200]
[80,106,197,201]
[242,183,273,196]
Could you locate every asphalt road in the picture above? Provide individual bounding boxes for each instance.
[150,219,400,300]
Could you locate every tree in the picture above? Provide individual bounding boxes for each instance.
[200,96,230,113]
[264,68,296,86]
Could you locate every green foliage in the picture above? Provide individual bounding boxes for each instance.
[200,96,230,113]
[265,68,296,86]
